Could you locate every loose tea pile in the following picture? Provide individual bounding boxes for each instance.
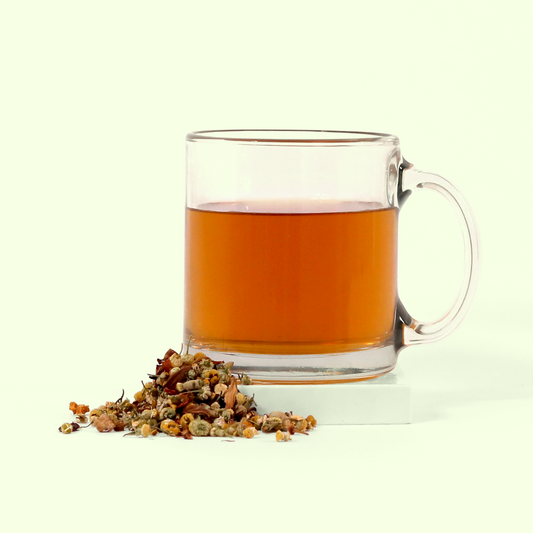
[59,344,316,442]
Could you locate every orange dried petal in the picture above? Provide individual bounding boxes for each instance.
[75,404,90,415]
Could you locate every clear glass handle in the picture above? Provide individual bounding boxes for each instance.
[398,160,479,346]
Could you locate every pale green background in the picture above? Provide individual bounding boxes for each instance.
[2,1,532,531]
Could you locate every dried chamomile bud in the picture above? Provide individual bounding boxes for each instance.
[250,415,263,430]
[262,417,282,433]
[156,373,168,386]
[120,399,133,410]
[183,379,202,391]
[210,427,228,437]
[89,409,103,422]
[204,369,219,384]
[159,407,176,420]
[170,353,183,368]
[182,353,194,365]
[240,373,253,385]
[213,417,228,430]
[189,418,211,436]
[214,383,227,395]
[169,367,181,378]
[221,409,234,422]
[234,405,247,417]
[141,409,157,420]
[197,385,211,401]
[180,413,194,428]
[161,419,180,436]
[199,358,214,369]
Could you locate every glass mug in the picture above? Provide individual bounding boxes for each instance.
[184,130,478,383]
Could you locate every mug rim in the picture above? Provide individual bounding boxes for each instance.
[186,129,399,146]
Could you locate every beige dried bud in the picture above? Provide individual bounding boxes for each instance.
[262,417,282,433]
[234,405,247,417]
[214,383,228,395]
[240,373,253,385]
[197,385,212,401]
[213,417,228,430]
[89,408,103,422]
[183,379,202,391]
[93,414,116,433]
[170,353,184,368]
[189,418,211,436]
[169,367,181,377]
[269,411,288,420]
[182,353,194,365]
[221,409,234,422]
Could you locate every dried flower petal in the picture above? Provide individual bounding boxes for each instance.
[93,414,116,433]
[276,430,291,442]
[74,404,90,415]
[224,377,238,410]
[243,427,256,439]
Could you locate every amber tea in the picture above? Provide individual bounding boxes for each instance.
[184,201,398,355]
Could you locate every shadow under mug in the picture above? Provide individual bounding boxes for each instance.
[184,130,478,383]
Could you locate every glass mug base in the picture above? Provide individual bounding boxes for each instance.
[184,338,398,384]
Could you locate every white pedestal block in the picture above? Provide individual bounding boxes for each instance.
[240,366,411,424]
